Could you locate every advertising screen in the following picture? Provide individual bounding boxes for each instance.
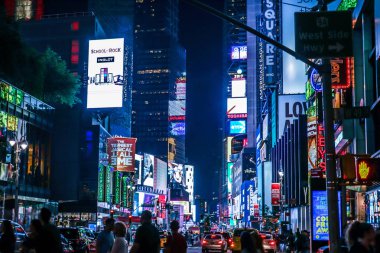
[227,97,247,115]
[231,46,247,60]
[155,158,168,192]
[312,191,329,241]
[135,154,143,184]
[107,137,137,172]
[142,154,155,187]
[229,120,246,134]
[170,122,185,136]
[278,94,307,137]
[169,101,186,116]
[87,38,124,108]
[227,163,233,193]
[231,79,246,97]
[184,165,194,202]
[168,162,185,186]
[175,77,186,100]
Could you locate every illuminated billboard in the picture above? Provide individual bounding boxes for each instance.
[231,46,247,60]
[175,77,186,100]
[169,101,186,116]
[170,122,185,136]
[155,158,168,192]
[229,120,246,134]
[168,162,185,186]
[107,137,137,172]
[278,94,307,137]
[184,165,194,202]
[87,38,124,108]
[231,79,246,97]
[142,154,155,187]
[227,97,247,115]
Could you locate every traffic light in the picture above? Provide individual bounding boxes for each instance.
[110,209,115,218]
[356,157,380,184]
[128,215,132,224]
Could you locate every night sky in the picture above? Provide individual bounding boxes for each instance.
[179,1,224,200]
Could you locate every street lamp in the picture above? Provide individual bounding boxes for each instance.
[278,166,284,222]
[9,133,28,222]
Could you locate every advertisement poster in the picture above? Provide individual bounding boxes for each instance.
[170,122,185,136]
[312,191,329,241]
[142,154,155,187]
[175,77,186,100]
[231,45,247,60]
[231,78,246,98]
[107,137,136,172]
[230,120,246,134]
[227,97,248,115]
[278,94,307,137]
[169,101,186,116]
[271,183,281,206]
[155,158,168,192]
[168,162,185,186]
[87,38,124,108]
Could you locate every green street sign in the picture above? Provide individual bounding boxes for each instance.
[295,11,353,58]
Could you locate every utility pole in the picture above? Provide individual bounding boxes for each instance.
[181,0,341,251]
[321,60,340,252]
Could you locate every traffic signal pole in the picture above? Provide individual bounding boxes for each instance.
[181,1,340,252]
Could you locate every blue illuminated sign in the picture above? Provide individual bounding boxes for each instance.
[171,122,185,136]
[230,120,246,134]
[310,68,322,92]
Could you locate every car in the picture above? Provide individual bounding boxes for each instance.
[0,219,27,253]
[260,232,277,253]
[202,233,228,253]
[317,245,349,253]
[59,227,91,253]
[230,228,258,253]
[159,231,167,248]
[205,232,233,249]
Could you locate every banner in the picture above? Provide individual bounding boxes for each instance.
[271,183,281,206]
[107,137,137,172]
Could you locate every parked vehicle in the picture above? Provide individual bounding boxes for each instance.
[59,227,91,253]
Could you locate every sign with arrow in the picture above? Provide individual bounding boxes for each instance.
[294,11,353,58]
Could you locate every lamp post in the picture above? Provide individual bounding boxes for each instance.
[9,135,28,222]
[278,167,284,222]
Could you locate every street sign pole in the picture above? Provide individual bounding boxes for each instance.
[321,60,340,253]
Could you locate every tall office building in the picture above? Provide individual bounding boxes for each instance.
[132,0,186,164]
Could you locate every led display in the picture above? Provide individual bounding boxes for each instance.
[231,79,246,97]
[227,97,247,115]
[229,120,246,134]
[231,46,247,60]
[170,122,185,136]
[87,38,124,108]
[169,101,186,116]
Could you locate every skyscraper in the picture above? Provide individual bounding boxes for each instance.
[132,0,186,163]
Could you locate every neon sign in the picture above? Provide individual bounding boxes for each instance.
[317,124,326,172]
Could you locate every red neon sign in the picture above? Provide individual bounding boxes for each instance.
[317,124,326,172]
[227,113,247,119]
[169,115,186,121]
[330,57,352,89]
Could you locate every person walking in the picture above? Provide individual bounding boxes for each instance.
[130,210,160,253]
[38,208,63,253]
[286,230,295,253]
[96,218,115,253]
[164,220,187,253]
[21,219,43,253]
[241,231,257,253]
[111,222,128,253]
[346,221,375,253]
[0,220,16,253]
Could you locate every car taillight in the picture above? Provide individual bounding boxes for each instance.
[218,240,223,244]
[228,238,232,242]
[260,234,266,239]
[202,240,207,245]
[231,242,235,248]
[269,240,276,246]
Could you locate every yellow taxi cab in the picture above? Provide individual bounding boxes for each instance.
[230,228,257,253]
[159,231,167,248]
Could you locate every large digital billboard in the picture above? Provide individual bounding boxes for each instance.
[312,191,328,241]
[155,158,167,193]
[278,94,307,137]
[231,79,246,97]
[107,137,137,172]
[175,77,186,100]
[169,101,186,116]
[168,162,185,186]
[231,46,247,60]
[227,97,247,115]
[87,38,124,108]
[142,154,155,187]
[170,122,185,136]
[229,120,246,134]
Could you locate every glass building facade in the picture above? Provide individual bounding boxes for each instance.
[0,79,54,222]
[132,0,186,163]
